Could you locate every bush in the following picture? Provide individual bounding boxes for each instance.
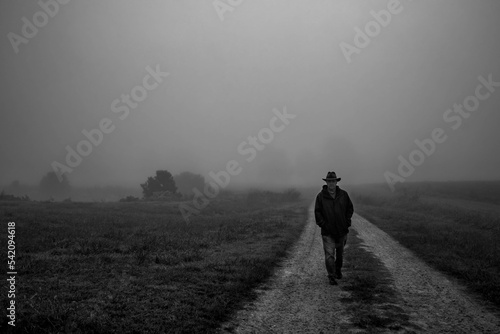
[143,191,181,201]
[0,191,31,201]
[119,196,141,202]
[140,170,177,198]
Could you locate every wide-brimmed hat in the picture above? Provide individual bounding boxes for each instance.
[322,171,341,182]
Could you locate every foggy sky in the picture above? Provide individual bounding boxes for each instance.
[1,0,500,190]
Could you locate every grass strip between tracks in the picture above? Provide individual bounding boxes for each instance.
[340,229,414,332]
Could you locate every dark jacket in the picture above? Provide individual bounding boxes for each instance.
[314,185,354,238]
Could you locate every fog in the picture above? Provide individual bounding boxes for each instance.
[1,0,500,192]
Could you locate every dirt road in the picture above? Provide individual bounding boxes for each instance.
[218,205,500,333]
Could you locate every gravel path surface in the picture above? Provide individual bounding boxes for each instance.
[218,205,500,333]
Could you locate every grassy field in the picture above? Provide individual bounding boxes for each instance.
[0,192,309,333]
[350,181,500,310]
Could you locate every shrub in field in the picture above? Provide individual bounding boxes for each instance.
[140,170,177,198]
[144,191,182,201]
[119,195,140,202]
[0,190,31,201]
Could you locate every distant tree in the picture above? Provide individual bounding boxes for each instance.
[39,171,71,199]
[140,170,177,198]
[174,172,205,197]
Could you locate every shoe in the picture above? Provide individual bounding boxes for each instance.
[335,271,343,279]
[329,277,338,285]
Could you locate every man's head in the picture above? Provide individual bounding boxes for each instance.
[322,171,341,191]
[326,179,337,191]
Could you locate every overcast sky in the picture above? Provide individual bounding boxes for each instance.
[1,0,499,190]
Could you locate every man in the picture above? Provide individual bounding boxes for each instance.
[315,171,354,285]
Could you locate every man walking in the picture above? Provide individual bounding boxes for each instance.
[315,171,354,285]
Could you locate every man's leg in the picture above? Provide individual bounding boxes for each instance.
[321,235,337,284]
[334,234,347,278]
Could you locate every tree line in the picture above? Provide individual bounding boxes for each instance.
[3,170,206,201]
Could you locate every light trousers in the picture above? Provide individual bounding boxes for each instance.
[321,234,347,278]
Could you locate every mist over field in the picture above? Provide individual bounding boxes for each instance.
[4,3,500,332]
[1,0,500,195]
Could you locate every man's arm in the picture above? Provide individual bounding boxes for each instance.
[345,192,354,227]
[314,194,325,227]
